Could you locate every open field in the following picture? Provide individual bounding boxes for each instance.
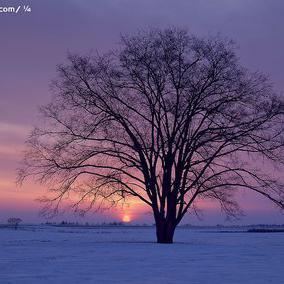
[0,225,283,283]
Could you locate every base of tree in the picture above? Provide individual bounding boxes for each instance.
[157,239,174,244]
[156,223,175,244]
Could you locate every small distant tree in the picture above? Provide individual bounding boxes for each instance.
[7,218,22,230]
[19,28,284,243]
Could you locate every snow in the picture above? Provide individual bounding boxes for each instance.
[0,225,283,283]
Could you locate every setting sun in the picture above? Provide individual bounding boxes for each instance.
[122,215,131,223]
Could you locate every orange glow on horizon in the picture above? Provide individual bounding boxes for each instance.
[0,176,277,222]
[122,214,131,223]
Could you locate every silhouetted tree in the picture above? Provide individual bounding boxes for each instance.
[19,28,284,243]
[8,217,22,230]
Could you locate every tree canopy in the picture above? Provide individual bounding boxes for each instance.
[19,28,284,243]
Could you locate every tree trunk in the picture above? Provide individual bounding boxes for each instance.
[156,220,176,244]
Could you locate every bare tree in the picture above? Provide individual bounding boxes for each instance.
[19,28,284,243]
[7,218,22,230]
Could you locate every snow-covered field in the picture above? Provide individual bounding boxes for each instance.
[0,225,283,284]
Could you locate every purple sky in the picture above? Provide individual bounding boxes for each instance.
[0,0,284,224]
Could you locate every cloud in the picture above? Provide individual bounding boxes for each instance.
[0,180,14,189]
[0,122,31,137]
[0,144,25,157]
[0,121,31,158]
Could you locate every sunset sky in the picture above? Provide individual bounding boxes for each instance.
[0,0,284,224]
